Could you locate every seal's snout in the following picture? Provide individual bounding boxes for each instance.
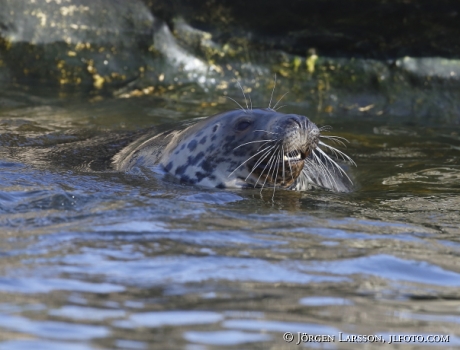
[309,125,319,136]
[287,116,302,129]
[278,114,318,156]
[279,114,303,130]
[307,123,320,145]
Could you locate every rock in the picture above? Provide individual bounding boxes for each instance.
[396,57,460,81]
[0,0,154,88]
[144,0,460,58]
[1,0,460,123]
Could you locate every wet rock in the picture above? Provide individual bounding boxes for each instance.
[145,0,460,59]
[0,0,154,88]
[396,57,460,81]
[1,0,460,123]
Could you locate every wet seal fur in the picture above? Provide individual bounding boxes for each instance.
[113,107,355,194]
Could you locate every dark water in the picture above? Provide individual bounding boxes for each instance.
[0,85,460,350]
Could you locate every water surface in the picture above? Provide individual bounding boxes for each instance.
[0,84,459,349]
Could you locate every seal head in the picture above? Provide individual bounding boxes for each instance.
[113,108,353,192]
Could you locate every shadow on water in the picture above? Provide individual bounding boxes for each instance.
[0,85,459,349]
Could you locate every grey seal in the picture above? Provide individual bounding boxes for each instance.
[113,107,355,193]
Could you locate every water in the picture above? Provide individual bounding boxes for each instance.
[0,84,459,349]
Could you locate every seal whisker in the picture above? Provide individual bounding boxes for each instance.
[246,140,282,181]
[272,150,282,199]
[261,154,276,191]
[315,148,354,184]
[286,153,295,182]
[296,171,304,190]
[269,146,282,186]
[236,80,249,110]
[272,91,289,110]
[319,136,347,147]
[255,144,279,188]
[253,129,279,135]
[313,158,337,188]
[320,135,349,142]
[281,145,286,184]
[302,162,333,191]
[320,140,347,152]
[225,96,247,113]
[313,155,340,190]
[268,74,277,110]
[257,140,277,151]
[229,143,276,177]
[245,147,274,181]
[274,105,287,111]
[309,153,340,190]
[319,143,349,162]
[320,134,350,144]
[319,141,356,166]
[319,125,332,132]
[247,142,279,179]
[312,149,338,176]
[233,139,274,150]
[254,129,279,135]
[260,144,280,192]
[253,155,272,188]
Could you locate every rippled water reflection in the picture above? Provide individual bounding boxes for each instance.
[0,85,459,349]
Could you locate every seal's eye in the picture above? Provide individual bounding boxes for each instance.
[235,120,252,131]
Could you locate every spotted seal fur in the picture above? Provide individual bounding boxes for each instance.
[113,106,355,193]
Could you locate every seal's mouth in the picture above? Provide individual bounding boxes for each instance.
[255,148,308,168]
[282,150,307,163]
[250,147,311,187]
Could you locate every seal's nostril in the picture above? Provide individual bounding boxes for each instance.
[288,117,302,129]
